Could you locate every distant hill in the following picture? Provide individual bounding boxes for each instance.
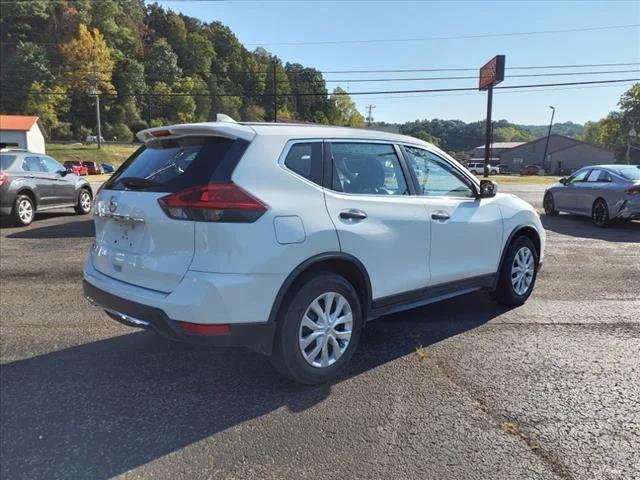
[518,121,584,139]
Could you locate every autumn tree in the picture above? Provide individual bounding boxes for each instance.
[329,87,365,127]
[60,23,115,94]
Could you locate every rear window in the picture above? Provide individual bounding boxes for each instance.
[0,154,17,170]
[616,167,640,181]
[104,136,249,192]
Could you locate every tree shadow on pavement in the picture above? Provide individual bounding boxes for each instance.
[541,214,640,243]
[0,291,506,480]
[6,219,94,239]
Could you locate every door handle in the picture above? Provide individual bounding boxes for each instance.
[431,211,450,221]
[340,209,367,220]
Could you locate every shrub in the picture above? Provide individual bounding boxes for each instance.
[50,122,73,141]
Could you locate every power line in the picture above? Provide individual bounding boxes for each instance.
[243,24,640,46]
[2,78,637,98]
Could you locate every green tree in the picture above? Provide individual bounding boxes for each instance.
[329,87,364,126]
[23,82,69,135]
[180,32,215,77]
[144,39,182,85]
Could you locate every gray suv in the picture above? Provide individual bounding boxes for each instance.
[0,150,93,226]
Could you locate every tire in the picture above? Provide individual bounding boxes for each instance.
[492,235,538,307]
[592,198,609,228]
[75,188,92,215]
[269,272,363,384]
[543,192,558,216]
[11,194,35,226]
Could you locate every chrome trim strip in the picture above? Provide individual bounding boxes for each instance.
[95,211,145,223]
[85,295,150,327]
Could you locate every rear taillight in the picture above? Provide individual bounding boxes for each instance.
[0,172,8,187]
[624,185,640,196]
[158,183,268,223]
[178,321,230,335]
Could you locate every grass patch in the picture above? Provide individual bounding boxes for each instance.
[476,174,560,185]
[47,143,137,167]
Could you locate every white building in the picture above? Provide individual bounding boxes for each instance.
[0,115,46,154]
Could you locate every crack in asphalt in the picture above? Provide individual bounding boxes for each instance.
[433,357,576,480]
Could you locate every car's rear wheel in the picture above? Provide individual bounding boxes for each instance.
[269,272,362,384]
[592,198,609,228]
[75,188,92,215]
[12,194,35,226]
[543,192,558,216]
[492,235,538,306]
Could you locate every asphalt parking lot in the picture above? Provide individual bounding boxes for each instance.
[1,185,638,480]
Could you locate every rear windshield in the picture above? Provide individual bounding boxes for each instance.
[104,136,249,192]
[1,154,17,170]
[616,167,640,181]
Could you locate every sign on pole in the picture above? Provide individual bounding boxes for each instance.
[479,55,505,177]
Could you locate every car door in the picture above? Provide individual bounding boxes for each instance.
[580,168,607,213]
[322,140,430,301]
[554,168,590,212]
[42,156,76,204]
[402,146,503,285]
[22,156,56,206]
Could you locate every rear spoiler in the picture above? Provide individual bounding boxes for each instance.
[137,120,256,143]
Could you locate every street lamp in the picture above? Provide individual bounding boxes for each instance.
[542,106,555,174]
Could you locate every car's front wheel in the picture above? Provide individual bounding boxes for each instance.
[12,194,35,226]
[492,235,538,306]
[592,198,609,228]
[75,188,92,215]
[270,273,363,384]
[543,192,558,216]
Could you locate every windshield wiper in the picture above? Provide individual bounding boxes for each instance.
[118,176,162,190]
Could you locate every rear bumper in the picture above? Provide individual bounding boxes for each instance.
[83,280,277,354]
[615,200,640,219]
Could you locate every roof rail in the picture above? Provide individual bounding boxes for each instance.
[216,113,237,123]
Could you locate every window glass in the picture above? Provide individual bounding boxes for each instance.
[284,142,322,185]
[42,156,64,173]
[568,169,590,183]
[404,146,475,198]
[597,171,612,182]
[330,143,408,195]
[22,156,47,172]
[0,154,17,170]
[105,137,247,192]
[587,169,602,182]
[616,167,640,181]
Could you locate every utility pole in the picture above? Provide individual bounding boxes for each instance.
[366,104,376,126]
[272,60,277,123]
[483,85,493,178]
[89,65,102,150]
[542,106,555,174]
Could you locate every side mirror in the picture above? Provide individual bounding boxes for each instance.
[478,179,498,198]
[58,169,69,176]
[559,177,568,185]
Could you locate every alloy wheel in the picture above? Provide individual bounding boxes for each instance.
[511,246,535,296]
[298,292,353,368]
[592,200,608,226]
[80,191,92,212]
[543,193,554,215]
[18,198,33,224]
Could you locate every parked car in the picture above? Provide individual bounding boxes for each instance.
[82,161,103,175]
[0,151,93,226]
[83,118,545,384]
[520,165,543,176]
[543,164,640,227]
[467,162,499,175]
[64,160,88,176]
[101,162,115,173]
[85,135,105,144]
[498,164,511,175]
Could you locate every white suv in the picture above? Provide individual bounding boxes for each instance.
[84,117,544,384]
[467,162,499,175]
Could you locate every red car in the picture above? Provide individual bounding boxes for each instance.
[520,165,543,176]
[63,161,88,176]
[82,161,103,175]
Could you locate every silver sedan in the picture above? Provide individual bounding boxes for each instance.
[543,164,640,227]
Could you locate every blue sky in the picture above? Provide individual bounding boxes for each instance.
[159,0,639,125]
